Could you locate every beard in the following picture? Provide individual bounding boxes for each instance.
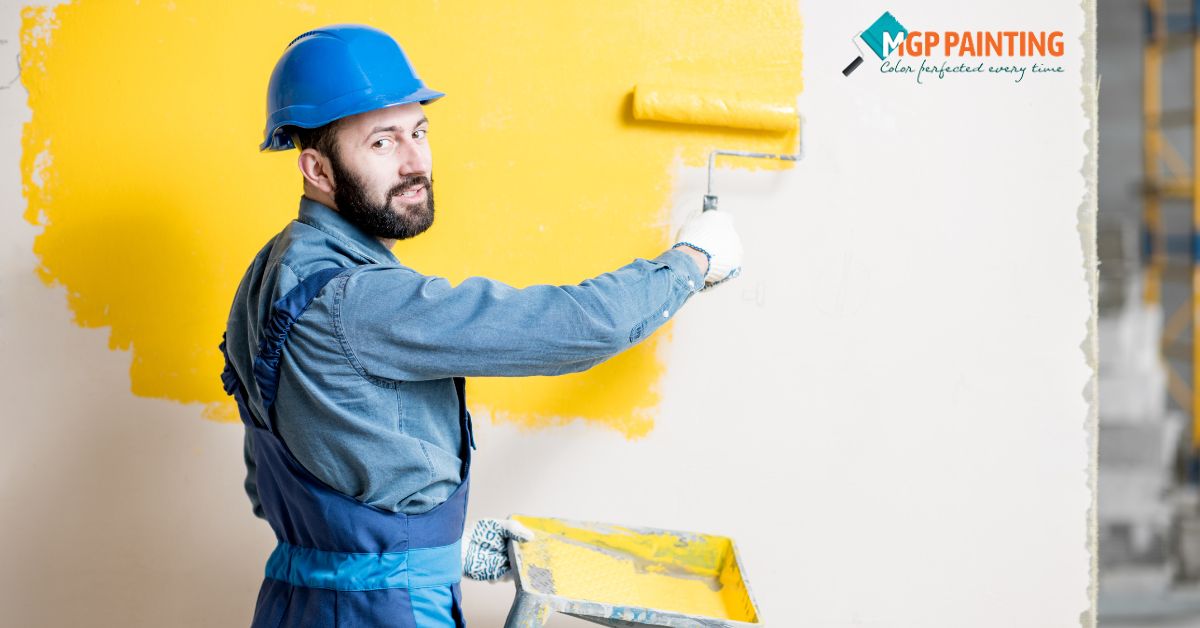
[328,152,434,240]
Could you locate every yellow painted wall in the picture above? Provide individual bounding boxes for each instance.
[20,1,801,438]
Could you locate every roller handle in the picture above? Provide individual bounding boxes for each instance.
[842,56,864,76]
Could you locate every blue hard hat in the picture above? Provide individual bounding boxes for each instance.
[261,24,444,151]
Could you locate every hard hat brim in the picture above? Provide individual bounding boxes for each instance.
[260,86,445,152]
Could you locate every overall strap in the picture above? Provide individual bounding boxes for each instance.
[220,266,350,432]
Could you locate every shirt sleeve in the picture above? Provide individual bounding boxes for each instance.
[336,248,705,381]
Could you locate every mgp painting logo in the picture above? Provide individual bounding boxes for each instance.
[843,11,1067,84]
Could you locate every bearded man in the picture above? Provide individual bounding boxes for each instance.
[219,24,742,627]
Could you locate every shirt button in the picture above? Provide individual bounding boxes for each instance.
[688,280,695,288]
[662,310,670,318]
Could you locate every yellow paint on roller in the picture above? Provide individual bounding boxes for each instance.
[20,2,802,437]
[513,515,758,621]
[633,84,799,132]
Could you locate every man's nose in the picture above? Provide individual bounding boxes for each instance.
[397,141,428,176]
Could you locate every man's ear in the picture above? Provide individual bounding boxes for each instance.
[297,148,335,194]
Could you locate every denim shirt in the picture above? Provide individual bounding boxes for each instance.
[224,197,704,516]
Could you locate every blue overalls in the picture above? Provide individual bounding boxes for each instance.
[220,267,472,627]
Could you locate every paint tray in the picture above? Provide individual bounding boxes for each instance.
[504,515,762,627]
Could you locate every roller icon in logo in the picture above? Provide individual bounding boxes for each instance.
[843,11,909,76]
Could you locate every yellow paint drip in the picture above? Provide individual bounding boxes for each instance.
[513,516,758,621]
[633,84,799,132]
[20,2,802,437]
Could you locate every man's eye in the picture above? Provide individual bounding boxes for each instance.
[413,129,427,140]
[373,138,393,149]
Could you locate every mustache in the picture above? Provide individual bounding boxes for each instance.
[389,174,432,198]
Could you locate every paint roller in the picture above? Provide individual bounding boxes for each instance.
[631,84,801,211]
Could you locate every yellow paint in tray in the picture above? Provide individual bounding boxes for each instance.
[512,515,759,622]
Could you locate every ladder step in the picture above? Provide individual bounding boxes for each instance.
[1144,178,1194,198]
[1161,109,1197,127]
[1156,262,1200,281]
[1164,341,1193,363]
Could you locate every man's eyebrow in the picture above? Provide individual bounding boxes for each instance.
[366,118,429,137]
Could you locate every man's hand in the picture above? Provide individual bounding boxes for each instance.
[462,518,535,581]
[674,210,743,290]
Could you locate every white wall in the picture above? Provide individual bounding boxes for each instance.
[0,1,1095,626]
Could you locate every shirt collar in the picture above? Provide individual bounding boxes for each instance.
[296,196,399,264]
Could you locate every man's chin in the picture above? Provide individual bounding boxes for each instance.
[386,208,433,239]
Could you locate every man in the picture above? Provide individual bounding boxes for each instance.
[220,24,742,627]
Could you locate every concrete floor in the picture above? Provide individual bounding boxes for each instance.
[1105,619,1200,628]
[1101,586,1200,628]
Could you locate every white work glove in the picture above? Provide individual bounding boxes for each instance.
[462,518,535,581]
[674,210,743,290]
